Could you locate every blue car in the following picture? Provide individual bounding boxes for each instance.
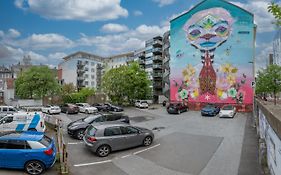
[0,131,56,175]
[201,104,220,116]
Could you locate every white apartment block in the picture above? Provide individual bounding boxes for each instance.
[273,29,281,66]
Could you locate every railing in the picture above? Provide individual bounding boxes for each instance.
[153,64,162,69]
[153,56,162,61]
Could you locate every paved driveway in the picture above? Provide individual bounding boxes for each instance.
[62,106,249,175]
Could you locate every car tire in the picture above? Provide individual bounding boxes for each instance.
[25,160,45,175]
[75,129,85,140]
[96,145,111,157]
[143,136,153,146]
[85,110,89,114]
[114,108,117,112]
[48,110,51,115]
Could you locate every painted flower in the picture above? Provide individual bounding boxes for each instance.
[221,63,233,73]
[217,89,223,97]
[227,75,236,85]
[227,87,237,98]
[191,89,199,99]
[179,89,188,99]
[221,92,228,99]
[182,64,196,77]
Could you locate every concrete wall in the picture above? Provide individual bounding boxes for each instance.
[255,99,281,175]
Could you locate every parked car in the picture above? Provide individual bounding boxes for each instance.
[83,122,154,157]
[135,100,149,108]
[41,105,61,115]
[76,103,98,114]
[104,103,123,112]
[0,131,56,175]
[0,112,46,132]
[167,103,188,114]
[201,104,220,116]
[219,105,236,118]
[92,103,109,112]
[0,106,18,118]
[60,103,79,114]
[67,113,130,140]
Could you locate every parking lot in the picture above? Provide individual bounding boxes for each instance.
[0,105,258,175]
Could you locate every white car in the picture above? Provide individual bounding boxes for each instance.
[219,105,236,118]
[76,103,98,114]
[41,105,61,114]
[135,100,149,108]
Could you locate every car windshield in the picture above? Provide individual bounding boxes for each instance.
[84,104,91,107]
[141,101,147,104]
[86,125,97,136]
[222,105,233,110]
[83,115,99,123]
[205,104,214,108]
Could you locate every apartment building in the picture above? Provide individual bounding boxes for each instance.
[58,51,105,90]
[163,31,170,100]
[104,52,134,69]
[273,29,281,66]
[145,36,163,103]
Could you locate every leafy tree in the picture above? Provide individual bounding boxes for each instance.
[256,64,281,105]
[62,83,76,95]
[15,66,60,99]
[62,87,95,103]
[268,2,281,26]
[102,62,151,105]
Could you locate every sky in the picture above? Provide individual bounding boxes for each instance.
[0,0,280,71]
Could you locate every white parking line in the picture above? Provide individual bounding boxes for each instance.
[121,154,131,158]
[133,144,160,155]
[74,160,112,167]
[68,142,84,145]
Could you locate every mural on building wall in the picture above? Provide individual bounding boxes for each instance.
[170,0,254,106]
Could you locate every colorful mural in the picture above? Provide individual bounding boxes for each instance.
[170,0,255,107]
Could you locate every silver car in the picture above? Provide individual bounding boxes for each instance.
[83,122,154,157]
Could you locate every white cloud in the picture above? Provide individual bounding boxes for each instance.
[231,1,276,33]
[101,23,129,33]
[48,52,67,60]
[79,24,168,56]
[133,10,143,16]
[15,0,128,22]
[8,29,21,38]
[153,0,176,7]
[256,42,273,72]
[11,33,74,50]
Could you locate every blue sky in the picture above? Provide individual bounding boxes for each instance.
[0,0,280,71]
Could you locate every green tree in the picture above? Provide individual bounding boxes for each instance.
[256,64,281,105]
[15,66,60,99]
[62,83,76,95]
[268,2,281,26]
[62,87,95,103]
[102,62,151,105]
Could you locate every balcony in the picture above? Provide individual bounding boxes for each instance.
[153,82,162,88]
[153,64,162,69]
[139,60,145,65]
[153,40,163,46]
[152,48,162,54]
[163,56,170,63]
[153,56,162,61]
[77,61,86,68]
[153,72,162,78]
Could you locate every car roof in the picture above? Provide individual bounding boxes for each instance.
[0,131,44,141]
[90,121,129,129]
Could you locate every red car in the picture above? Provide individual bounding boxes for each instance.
[167,103,188,114]
[60,103,79,114]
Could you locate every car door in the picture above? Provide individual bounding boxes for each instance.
[4,140,27,169]
[0,139,8,167]
[103,127,126,151]
[121,126,141,148]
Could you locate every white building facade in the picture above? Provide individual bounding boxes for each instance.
[273,29,281,66]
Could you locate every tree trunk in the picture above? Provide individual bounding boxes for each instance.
[274,90,277,105]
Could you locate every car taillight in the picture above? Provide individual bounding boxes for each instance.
[44,148,53,155]
[87,136,97,142]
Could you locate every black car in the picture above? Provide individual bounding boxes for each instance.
[167,103,188,114]
[67,113,129,140]
[201,104,220,116]
[104,103,124,112]
[92,103,109,112]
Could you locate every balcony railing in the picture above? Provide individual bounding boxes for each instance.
[153,72,162,78]
[153,64,162,69]
[153,56,162,61]
[152,48,162,53]
[153,40,163,46]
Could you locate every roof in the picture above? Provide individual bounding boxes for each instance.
[171,0,253,22]
[0,131,44,141]
[62,51,105,62]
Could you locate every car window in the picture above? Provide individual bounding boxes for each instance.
[2,107,7,112]
[39,135,52,147]
[121,126,139,135]
[1,116,13,124]
[86,125,97,136]
[94,116,105,122]
[0,140,8,149]
[84,116,97,123]
[104,127,122,136]
[6,140,26,149]
[27,141,47,149]
[8,107,16,112]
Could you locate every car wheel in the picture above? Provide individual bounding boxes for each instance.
[48,110,51,115]
[28,128,37,131]
[96,145,111,157]
[143,136,153,146]
[75,129,85,140]
[85,110,89,114]
[114,108,117,112]
[66,110,69,115]
[25,160,45,175]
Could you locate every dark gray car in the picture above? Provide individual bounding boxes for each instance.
[83,122,154,157]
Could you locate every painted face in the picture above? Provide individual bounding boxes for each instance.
[184,8,233,51]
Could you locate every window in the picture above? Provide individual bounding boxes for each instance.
[91,82,95,86]
[8,107,16,112]
[0,140,8,148]
[84,81,88,85]
[121,126,139,135]
[0,116,13,124]
[91,68,95,72]
[91,75,95,79]
[94,116,106,122]
[27,141,47,149]
[2,107,7,112]
[105,114,121,121]
[6,140,25,149]
[39,135,52,147]
[84,74,89,78]
[86,125,97,136]
[91,62,95,66]
[104,127,122,136]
